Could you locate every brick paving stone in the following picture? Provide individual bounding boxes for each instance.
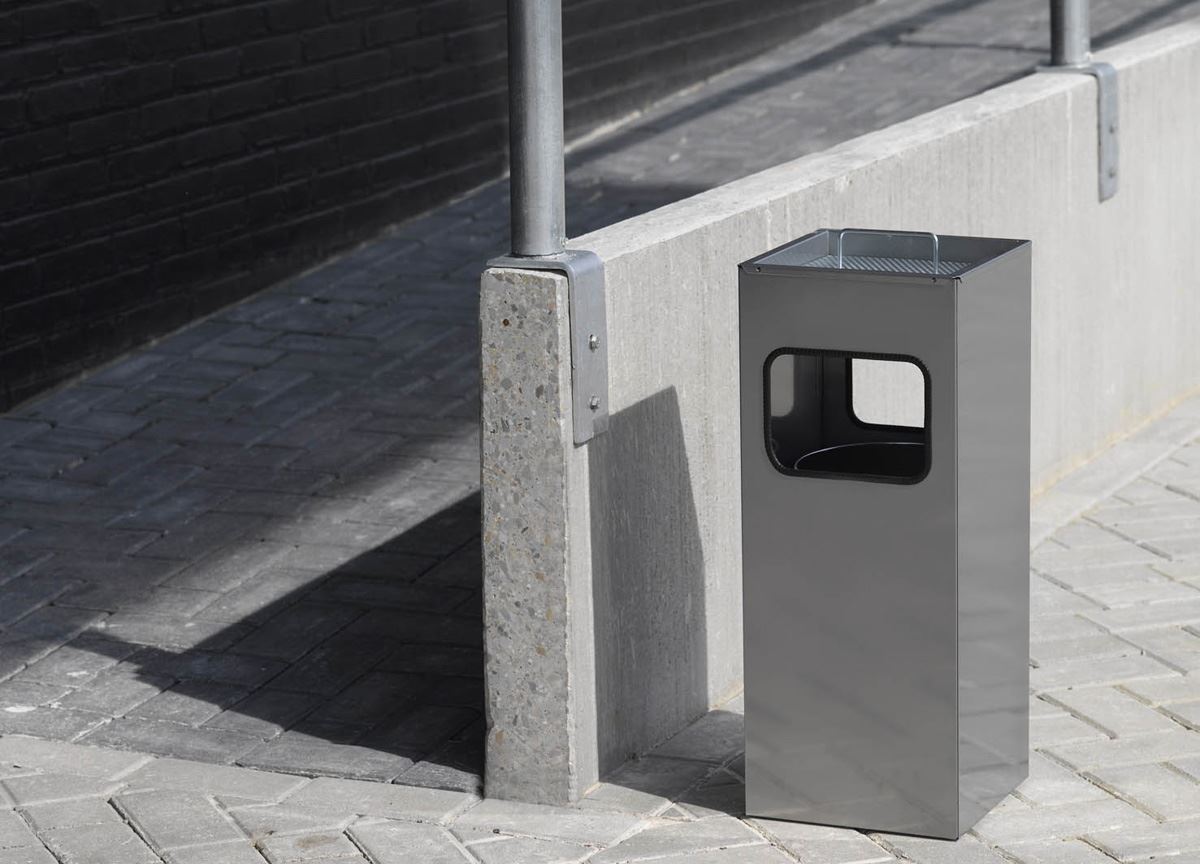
[1072,578,1200,609]
[239,730,413,782]
[165,541,295,592]
[673,767,744,820]
[0,844,58,864]
[1092,499,1200,527]
[1,773,122,806]
[1047,729,1200,771]
[1015,754,1109,807]
[468,834,594,864]
[123,758,305,800]
[312,575,466,613]
[266,636,392,696]
[1087,762,1200,820]
[195,569,322,625]
[21,798,123,831]
[379,644,483,679]
[453,800,640,846]
[1121,675,1200,706]
[257,830,361,862]
[42,822,161,864]
[116,790,243,851]
[93,613,252,650]
[127,681,250,725]
[56,668,176,715]
[135,650,287,688]
[1043,562,1170,590]
[203,689,323,739]
[0,735,149,778]
[1051,522,1129,548]
[395,742,484,795]
[0,573,78,626]
[590,818,768,864]
[1122,627,1200,670]
[1086,819,1200,861]
[230,603,362,662]
[361,704,478,756]
[228,804,355,841]
[0,809,57,864]
[1045,686,1180,738]
[163,841,270,864]
[1030,654,1176,692]
[651,709,744,765]
[972,798,1155,845]
[876,835,1007,863]
[619,846,798,864]
[0,678,71,708]
[349,821,471,864]
[1031,543,1165,573]
[302,672,425,728]
[5,605,106,643]
[1028,633,1133,666]
[1029,615,1107,644]
[83,716,261,763]
[0,705,107,739]
[999,838,1118,864]
[283,777,475,822]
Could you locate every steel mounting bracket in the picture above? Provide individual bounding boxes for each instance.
[488,249,609,444]
[1038,60,1118,201]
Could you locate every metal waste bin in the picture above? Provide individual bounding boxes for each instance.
[739,228,1031,839]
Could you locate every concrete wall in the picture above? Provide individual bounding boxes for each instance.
[480,20,1200,803]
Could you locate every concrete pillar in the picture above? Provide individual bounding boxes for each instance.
[479,267,598,803]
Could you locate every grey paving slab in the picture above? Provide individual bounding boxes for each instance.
[228,803,355,841]
[451,799,641,846]
[282,776,475,822]
[42,821,161,864]
[590,817,765,864]
[999,838,1118,864]
[122,758,305,800]
[348,821,472,864]
[162,842,270,864]
[115,789,244,850]
[1086,762,1200,821]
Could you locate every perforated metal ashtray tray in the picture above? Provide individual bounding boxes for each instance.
[742,228,1017,279]
[799,253,970,276]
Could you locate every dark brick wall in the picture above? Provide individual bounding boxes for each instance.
[1,0,856,409]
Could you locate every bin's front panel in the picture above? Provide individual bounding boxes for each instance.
[740,268,960,838]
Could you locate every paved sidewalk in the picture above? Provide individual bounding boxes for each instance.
[1,0,1199,836]
[3,392,1200,862]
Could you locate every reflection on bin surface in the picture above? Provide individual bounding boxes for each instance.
[739,229,1031,839]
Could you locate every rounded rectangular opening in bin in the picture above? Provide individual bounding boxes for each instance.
[765,348,929,483]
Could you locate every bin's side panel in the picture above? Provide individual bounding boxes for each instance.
[740,267,961,838]
[955,243,1032,833]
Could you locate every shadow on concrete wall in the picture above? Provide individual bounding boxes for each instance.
[588,386,709,774]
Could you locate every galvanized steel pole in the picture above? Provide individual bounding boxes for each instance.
[1050,0,1091,67]
[507,0,566,257]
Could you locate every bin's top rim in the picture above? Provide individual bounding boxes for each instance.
[741,228,1029,279]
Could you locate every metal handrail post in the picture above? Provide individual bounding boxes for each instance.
[507,0,566,257]
[1050,0,1091,67]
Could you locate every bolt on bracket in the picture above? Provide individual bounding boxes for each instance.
[1038,61,1119,201]
[488,249,609,444]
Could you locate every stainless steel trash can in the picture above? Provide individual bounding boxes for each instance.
[739,228,1031,839]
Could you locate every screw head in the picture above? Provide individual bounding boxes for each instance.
[588,396,601,411]
[588,334,600,351]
